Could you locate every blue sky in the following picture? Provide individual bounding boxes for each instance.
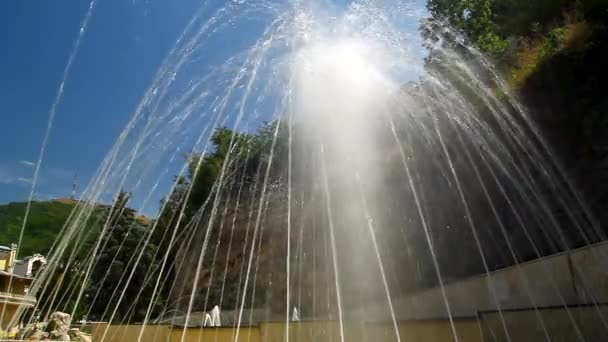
[0,0,203,204]
[0,0,428,215]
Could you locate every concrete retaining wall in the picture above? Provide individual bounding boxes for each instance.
[87,242,608,341]
[360,241,608,321]
[170,326,259,342]
[89,319,482,342]
[91,324,171,342]
[479,305,608,341]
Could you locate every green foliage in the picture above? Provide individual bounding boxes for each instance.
[153,122,284,313]
[0,196,161,322]
[428,0,500,51]
[427,0,608,228]
[0,200,76,257]
[427,0,579,53]
[85,192,162,322]
[539,27,568,57]
[477,31,508,53]
[159,122,278,224]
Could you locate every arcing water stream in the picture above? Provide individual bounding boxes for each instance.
[11,1,608,341]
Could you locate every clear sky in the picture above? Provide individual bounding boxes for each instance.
[0,0,204,204]
[0,0,428,213]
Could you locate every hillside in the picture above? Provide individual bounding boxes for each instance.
[0,200,77,257]
[427,0,608,227]
[0,197,161,322]
[0,198,152,259]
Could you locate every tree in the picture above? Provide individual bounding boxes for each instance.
[85,191,162,322]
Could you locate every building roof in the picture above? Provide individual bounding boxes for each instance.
[0,270,33,280]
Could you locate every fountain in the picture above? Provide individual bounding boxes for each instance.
[211,305,221,327]
[7,1,608,341]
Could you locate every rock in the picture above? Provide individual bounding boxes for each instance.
[46,311,71,340]
[68,328,92,342]
[27,330,50,340]
[15,322,49,340]
[15,311,91,341]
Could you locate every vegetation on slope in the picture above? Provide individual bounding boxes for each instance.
[0,196,162,323]
[154,122,289,317]
[427,0,608,226]
[0,200,77,257]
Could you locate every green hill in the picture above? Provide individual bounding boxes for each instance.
[0,199,77,257]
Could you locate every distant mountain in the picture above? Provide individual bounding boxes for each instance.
[0,200,77,257]
[0,199,151,258]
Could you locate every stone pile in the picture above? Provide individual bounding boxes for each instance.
[15,311,91,341]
